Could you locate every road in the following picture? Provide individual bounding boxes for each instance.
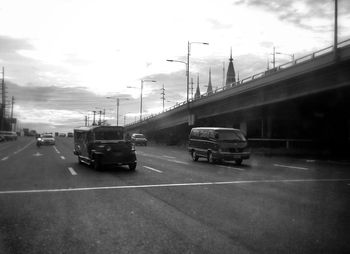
[0,137,349,254]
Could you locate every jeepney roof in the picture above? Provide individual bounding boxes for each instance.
[74,125,124,133]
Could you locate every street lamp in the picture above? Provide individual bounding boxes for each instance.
[167,41,209,104]
[106,97,129,126]
[276,51,295,62]
[128,79,156,121]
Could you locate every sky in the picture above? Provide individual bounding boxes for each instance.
[0,0,349,133]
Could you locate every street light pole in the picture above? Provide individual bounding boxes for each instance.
[106,97,129,126]
[140,79,156,121]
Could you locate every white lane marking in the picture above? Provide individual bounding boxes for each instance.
[1,156,9,161]
[0,178,349,195]
[68,167,78,176]
[13,140,35,154]
[219,165,244,171]
[53,146,61,154]
[143,166,163,173]
[60,156,66,160]
[274,164,309,170]
[166,159,189,165]
[33,152,43,157]
[162,155,176,159]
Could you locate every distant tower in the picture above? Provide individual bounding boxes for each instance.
[194,74,201,100]
[207,68,213,95]
[225,48,236,88]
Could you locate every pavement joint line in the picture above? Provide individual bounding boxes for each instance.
[53,146,61,154]
[13,140,35,155]
[219,165,244,171]
[0,178,349,195]
[68,167,77,176]
[274,164,309,170]
[143,166,163,173]
[162,155,176,159]
[166,159,189,165]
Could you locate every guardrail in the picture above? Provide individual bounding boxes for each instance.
[126,38,350,127]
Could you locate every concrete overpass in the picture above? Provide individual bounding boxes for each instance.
[125,40,350,155]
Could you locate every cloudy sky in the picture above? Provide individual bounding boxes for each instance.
[0,0,349,133]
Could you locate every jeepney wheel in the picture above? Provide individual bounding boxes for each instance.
[235,159,243,165]
[129,163,137,171]
[93,159,102,171]
[207,152,215,164]
[191,151,199,161]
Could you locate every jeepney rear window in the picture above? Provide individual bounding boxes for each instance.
[94,130,123,140]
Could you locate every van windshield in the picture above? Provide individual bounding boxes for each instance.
[95,130,123,140]
[216,130,246,141]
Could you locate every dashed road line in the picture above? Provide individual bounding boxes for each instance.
[60,156,66,160]
[68,167,78,176]
[1,156,9,161]
[0,178,349,195]
[143,166,163,173]
[274,164,309,170]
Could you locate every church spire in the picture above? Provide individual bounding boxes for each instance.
[225,47,236,88]
[194,74,201,99]
[207,67,213,95]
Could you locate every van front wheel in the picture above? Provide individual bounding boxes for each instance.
[235,159,243,165]
[191,151,199,161]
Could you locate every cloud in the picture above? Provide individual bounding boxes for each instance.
[234,0,350,33]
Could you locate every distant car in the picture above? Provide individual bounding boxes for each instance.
[67,132,74,137]
[38,133,55,145]
[58,133,66,137]
[0,131,17,141]
[131,133,147,146]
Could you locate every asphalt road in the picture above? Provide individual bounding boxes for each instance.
[0,137,349,254]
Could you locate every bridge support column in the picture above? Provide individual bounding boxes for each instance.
[240,122,247,136]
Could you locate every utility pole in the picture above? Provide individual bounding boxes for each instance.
[10,96,14,131]
[98,110,102,125]
[222,62,225,88]
[1,67,6,130]
[92,111,96,125]
[161,84,165,112]
[190,78,194,100]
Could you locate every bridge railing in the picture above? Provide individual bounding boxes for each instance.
[126,39,350,127]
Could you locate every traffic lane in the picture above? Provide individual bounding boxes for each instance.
[0,136,35,159]
[136,144,350,181]
[0,141,78,191]
[0,186,251,254]
[1,175,349,253]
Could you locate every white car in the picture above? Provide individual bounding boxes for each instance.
[38,134,55,145]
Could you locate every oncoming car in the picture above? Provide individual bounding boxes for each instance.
[73,125,137,171]
[131,133,148,146]
[38,133,56,145]
[188,127,250,165]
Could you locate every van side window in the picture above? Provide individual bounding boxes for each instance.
[208,131,215,139]
[191,129,199,139]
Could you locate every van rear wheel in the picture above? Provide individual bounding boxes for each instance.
[235,159,243,165]
[191,151,199,161]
